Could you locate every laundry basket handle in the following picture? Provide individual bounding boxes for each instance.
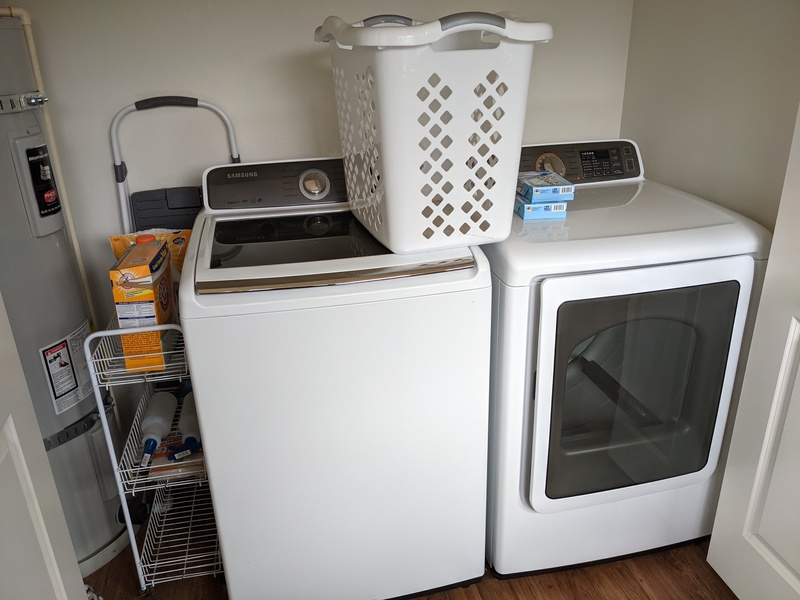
[315,12,551,46]
[362,15,413,27]
[362,12,506,31]
[439,12,506,31]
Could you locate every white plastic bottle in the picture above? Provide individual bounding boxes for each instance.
[140,391,177,466]
[178,392,200,445]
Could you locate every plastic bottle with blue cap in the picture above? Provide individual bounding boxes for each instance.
[169,392,202,461]
[179,392,200,445]
[140,391,177,467]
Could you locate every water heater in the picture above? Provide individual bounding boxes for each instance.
[0,16,126,574]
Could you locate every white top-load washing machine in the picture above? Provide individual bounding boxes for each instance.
[482,140,771,575]
[179,158,492,599]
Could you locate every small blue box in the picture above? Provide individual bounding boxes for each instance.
[517,171,575,201]
[514,197,567,220]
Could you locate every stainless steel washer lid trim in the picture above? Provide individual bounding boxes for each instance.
[195,255,475,294]
[192,207,479,294]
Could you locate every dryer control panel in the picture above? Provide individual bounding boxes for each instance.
[519,140,642,185]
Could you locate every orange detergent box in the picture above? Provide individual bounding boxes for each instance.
[109,239,174,371]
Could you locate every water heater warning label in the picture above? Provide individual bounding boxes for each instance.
[39,320,92,415]
[26,144,61,217]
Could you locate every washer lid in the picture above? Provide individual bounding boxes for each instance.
[193,206,476,294]
[483,180,771,287]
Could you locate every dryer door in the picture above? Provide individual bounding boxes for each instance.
[530,255,754,513]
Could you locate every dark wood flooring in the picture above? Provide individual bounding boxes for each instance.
[84,537,736,600]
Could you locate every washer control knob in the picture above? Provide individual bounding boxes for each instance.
[299,169,331,201]
[535,152,567,177]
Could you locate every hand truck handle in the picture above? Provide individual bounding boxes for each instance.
[110,97,241,233]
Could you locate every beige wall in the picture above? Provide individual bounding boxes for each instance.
[12,1,800,325]
[621,0,800,231]
[16,0,632,325]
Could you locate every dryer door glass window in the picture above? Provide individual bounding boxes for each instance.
[545,280,740,499]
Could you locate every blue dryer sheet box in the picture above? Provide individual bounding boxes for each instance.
[517,171,575,201]
[514,196,567,220]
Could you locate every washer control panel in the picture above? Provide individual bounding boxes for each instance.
[205,158,348,211]
[519,140,642,185]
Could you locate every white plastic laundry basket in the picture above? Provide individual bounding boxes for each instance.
[315,12,552,254]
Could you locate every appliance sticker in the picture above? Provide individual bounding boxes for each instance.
[39,320,93,415]
[26,144,62,218]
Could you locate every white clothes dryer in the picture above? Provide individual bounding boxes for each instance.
[482,140,771,575]
[179,158,492,599]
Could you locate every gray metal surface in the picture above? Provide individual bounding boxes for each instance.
[0,20,123,569]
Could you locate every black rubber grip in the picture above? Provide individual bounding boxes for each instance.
[134,96,199,110]
[114,162,127,183]
[440,12,506,31]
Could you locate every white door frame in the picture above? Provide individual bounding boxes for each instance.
[707,101,800,599]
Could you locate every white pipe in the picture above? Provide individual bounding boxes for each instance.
[1,6,99,328]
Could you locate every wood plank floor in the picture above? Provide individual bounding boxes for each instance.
[84,537,736,599]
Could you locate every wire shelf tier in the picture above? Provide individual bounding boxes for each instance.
[141,484,223,586]
[87,324,189,388]
[84,323,222,592]
[118,383,207,494]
